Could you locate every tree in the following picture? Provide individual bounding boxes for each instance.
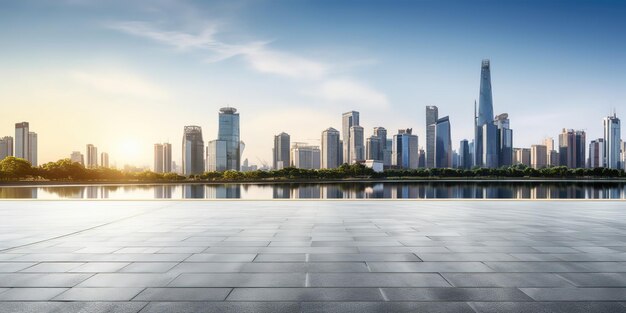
[0,157,33,179]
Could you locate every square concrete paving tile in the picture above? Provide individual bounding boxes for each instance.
[558,273,626,287]
[381,287,532,301]
[53,287,144,301]
[442,273,573,287]
[0,273,91,287]
[469,301,626,313]
[300,302,476,313]
[0,288,68,300]
[168,273,306,287]
[77,273,178,287]
[133,288,232,301]
[308,273,450,287]
[226,288,384,301]
[0,302,147,313]
[521,288,626,301]
[140,302,299,313]
[119,262,178,273]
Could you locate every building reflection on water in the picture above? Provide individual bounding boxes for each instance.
[2,182,626,199]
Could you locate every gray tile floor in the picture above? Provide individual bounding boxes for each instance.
[0,200,626,312]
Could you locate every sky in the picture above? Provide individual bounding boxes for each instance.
[0,0,625,168]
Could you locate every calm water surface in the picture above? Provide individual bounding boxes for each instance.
[1,182,625,199]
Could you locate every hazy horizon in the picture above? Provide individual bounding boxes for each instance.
[1,0,625,168]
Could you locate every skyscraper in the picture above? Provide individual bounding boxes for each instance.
[15,122,29,161]
[217,107,241,170]
[206,140,226,171]
[425,106,438,168]
[544,137,559,167]
[154,144,164,173]
[621,140,626,170]
[349,125,364,163]
[435,116,452,168]
[86,144,98,168]
[163,143,172,173]
[70,151,84,165]
[373,127,388,162]
[342,111,359,164]
[273,132,290,170]
[182,126,204,175]
[100,152,109,168]
[27,132,37,166]
[291,144,321,169]
[494,113,513,167]
[474,60,498,168]
[0,136,13,160]
[588,139,605,168]
[459,139,471,169]
[366,135,381,161]
[603,113,621,169]
[321,128,341,169]
[531,145,547,169]
[559,129,586,168]
[417,148,426,168]
[392,128,418,169]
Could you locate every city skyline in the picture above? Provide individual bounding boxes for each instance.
[1,1,625,167]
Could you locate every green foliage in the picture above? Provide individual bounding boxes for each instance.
[0,156,625,182]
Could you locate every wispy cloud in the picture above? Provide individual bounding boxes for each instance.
[70,68,169,100]
[107,20,387,107]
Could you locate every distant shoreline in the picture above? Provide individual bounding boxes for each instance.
[1,177,625,187]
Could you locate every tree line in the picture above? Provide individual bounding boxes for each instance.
[0,156,624,182]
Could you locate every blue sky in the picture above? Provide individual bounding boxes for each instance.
[0,0,624,167]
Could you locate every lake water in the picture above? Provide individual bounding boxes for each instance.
[0,181,625,199]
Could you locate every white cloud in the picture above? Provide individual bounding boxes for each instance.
[245,49,328,79]
[312,79,390,109]
[70,68,168,100]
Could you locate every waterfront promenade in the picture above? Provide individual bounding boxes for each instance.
[0,200,625,312]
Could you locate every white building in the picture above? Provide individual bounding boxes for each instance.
[291,144,321,169]
[321,128,341,169]
[86,144,98,168]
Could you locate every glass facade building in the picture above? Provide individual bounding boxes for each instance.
[182,125,204,175]
[474,60,498,168]
[321,127,341,169]
[392,128,418,169]
[273,132,290,170]
[425,106,438,168]
[342,111,359,164]
[603,113,621,169]
[217,107,241,171]
[434,116,452,168]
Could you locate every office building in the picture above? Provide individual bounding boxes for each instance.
[0,136,13,160]
[70,151,84,165]
[321,128,341,169]
[559,129,586,168]
[206,140,226,172]
[15,122,29,161]
[425,106,438,168]
[349,125,364,163]
[531,144,547,169]
[153,144,164,173]
[182,126,204,175]
[291,144,320,169]
[162,143,172,172]
[86,144,98,168]
[373,127,388,162]
[474,60,498,168]
[494,113,513,166]
[459,139,471,169]
[603,113,621,169]
[392,128,418,169]
[100,152,109,168]
[216,107,241,171]
[621,140,626,170]
[154,143,172,173]
[273,132,290,170]
[366,135,382,161]
[513,148,531,167]
[435,116,452,168]
[342,111,359,164]
[544,137,558,167]
[418,148,426,168]
[589,139,605,168]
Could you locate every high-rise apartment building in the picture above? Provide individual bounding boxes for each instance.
[392,128,418,169]
[349,125,364,163]
[27,132,37,166]
[603,113,621,169]
[291,144,320,169]
[434,116,452,168]
[543,137,559,167]
[273,132,290,170]
[154,144,164,173]
[86,144,98,168]
[342,111,359,164]
[513,148,531,167]
[531,144,547,169]
[100,152,109,168]
[459,139,471,169]
[162,143,172,173]
[474,60,498,168]
[321,128,341,169]
[182,126,204,175]
[15,122,29,161]
[425,106,438,168]
[494,113,513,167]
[0,136,13,160]
[70,151,84,165]
[559,129,586,168]
[588,139,605,168]
[372,127,387,162]
[154,143,172,173]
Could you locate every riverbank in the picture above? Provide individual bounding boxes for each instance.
[1,176,625,187]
